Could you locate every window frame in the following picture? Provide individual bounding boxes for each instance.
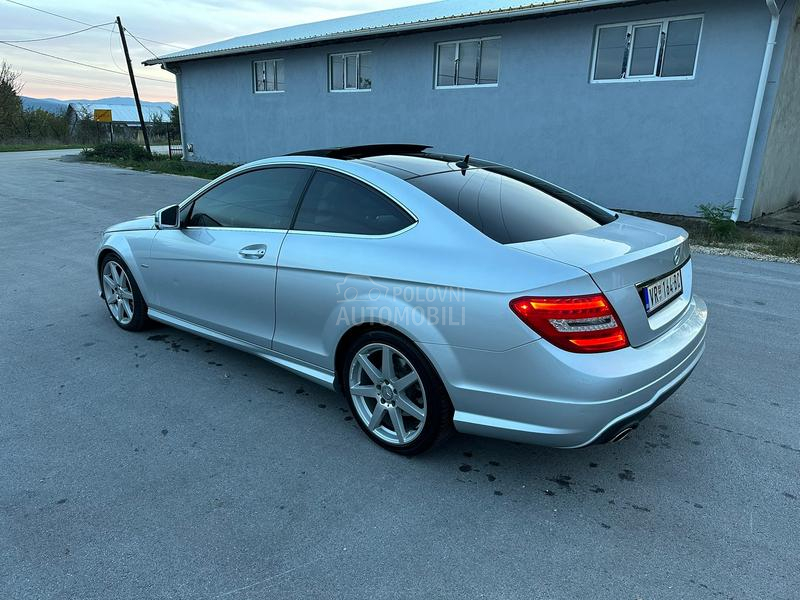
[328,51,372,93]
[289,167,418,238]
[182,166,312,231]
[434,36,501,90]
[589,14,704,84]
[253,59,286,94]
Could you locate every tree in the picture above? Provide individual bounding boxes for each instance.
[169,104,179,135]
[0,60,24,140]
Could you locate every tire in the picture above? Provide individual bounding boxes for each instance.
[99,253,150,331]
[341,330,453,455]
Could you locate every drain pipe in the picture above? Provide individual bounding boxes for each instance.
[731,0,781,221]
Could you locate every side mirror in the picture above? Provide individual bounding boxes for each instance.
[155,204,180,229]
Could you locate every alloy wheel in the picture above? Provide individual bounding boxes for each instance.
[349,343,427,445]
[102,260,135,325]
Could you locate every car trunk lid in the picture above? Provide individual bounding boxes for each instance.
[510,214,692,347]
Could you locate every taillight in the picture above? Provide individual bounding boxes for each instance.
[509,294,629,353]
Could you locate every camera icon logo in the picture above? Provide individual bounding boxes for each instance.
[336,275,390,303]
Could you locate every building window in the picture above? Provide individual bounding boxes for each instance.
[591,16,703,82]
[435,37,500,88]
[253,59,285,92]
[329,52,371,91]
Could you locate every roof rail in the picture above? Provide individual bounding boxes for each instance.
[287,144,431,160]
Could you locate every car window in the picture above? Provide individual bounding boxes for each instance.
[293,170,414,235]
[405,167,615,244]
[187,167,311,229]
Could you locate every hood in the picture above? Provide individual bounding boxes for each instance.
[105,215,155,234]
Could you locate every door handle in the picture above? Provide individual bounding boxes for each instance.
[238,244,267,259]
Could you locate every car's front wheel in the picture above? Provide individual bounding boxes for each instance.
[100,254,149,331]
[342,331,452,455]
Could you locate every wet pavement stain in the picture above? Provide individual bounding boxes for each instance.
[147,334,169,341]
[618,469,635,481]
[458,464,472,473]
[546,475,573,491]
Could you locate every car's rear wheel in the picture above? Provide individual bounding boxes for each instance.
[100,254,149,331]
[342,331,452,455]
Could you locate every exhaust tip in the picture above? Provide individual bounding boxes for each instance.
[610,425,636,443]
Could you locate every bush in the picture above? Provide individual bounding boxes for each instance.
[697,202,737,240]
[83,141,150,161]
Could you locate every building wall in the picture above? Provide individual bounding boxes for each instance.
[752,0,800,218]
[174,0,789,219]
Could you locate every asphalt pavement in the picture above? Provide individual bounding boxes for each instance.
[1,149,797,599]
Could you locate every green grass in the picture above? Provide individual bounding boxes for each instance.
[83,154,237,180]
[0,143,85,152]
[623,210,800,259]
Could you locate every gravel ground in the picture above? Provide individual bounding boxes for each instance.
[691,243,799,264]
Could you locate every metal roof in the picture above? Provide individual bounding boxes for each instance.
[145,0,631,65]
[68,102,172,124]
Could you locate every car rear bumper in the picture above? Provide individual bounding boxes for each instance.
[421,296,707,448]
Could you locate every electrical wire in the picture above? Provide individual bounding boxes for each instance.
[124,28,161,61]
[3,0,186,49]
[0,40,175,84]
[23,74,149,96]
[0,21,114,43]
[108,22,126,73]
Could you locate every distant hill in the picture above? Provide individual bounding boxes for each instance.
[21,96,175,115]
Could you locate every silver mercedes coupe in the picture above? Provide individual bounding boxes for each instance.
[97,144,707,454]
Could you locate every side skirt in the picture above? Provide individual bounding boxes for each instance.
[147,308,336,390]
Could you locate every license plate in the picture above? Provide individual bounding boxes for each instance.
[641,270,683,315]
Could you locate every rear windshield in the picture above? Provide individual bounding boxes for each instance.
[406,166,616,244]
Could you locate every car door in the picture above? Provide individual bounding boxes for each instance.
[273,169,416,367]
[148,166,312,348]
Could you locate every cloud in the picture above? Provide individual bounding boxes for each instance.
[1,0,431,101]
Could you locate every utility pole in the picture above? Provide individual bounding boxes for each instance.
[116,16,151,156]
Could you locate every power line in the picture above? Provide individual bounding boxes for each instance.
[23,74,157,96]
[0,21,114,43]
[124,28,160,61]
[3,0,186,49]
[0,40,175,84]
[109,22,126,73]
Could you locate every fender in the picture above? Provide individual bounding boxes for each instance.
[96,230,158,303]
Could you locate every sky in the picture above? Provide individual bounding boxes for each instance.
[0,0,432,102]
